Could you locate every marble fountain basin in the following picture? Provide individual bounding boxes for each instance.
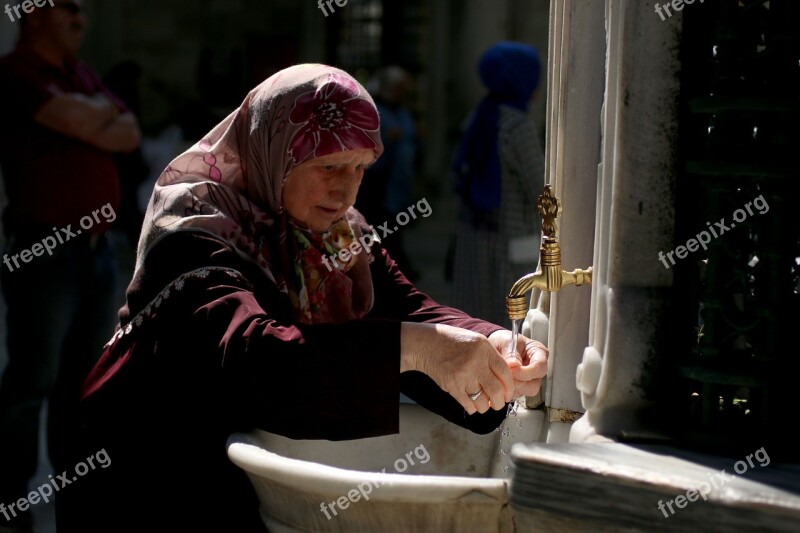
[227,402,544,532]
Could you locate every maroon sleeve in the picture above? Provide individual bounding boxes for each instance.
[197,278,403,440]
[98,231,507,439]
[369,245,506,336]
[201,235,510,436]
[367,243,510,433]
[100,231,402,440]
[205,246,510,437]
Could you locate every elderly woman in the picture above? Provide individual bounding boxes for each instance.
[58,64,547,532]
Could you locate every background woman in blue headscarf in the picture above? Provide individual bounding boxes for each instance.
[450,41,545,327]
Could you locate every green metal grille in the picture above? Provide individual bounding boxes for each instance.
[673,0,800,458]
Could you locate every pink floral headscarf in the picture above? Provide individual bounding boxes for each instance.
[136,64,384,323]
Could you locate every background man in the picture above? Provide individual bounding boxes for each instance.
[0,1,140,531]
[358,65,421,280]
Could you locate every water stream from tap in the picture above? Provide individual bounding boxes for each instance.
[505,319,520,362]
[504,319,522,417]
[497,319,523,472]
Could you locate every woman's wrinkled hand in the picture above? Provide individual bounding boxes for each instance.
[487,330,548,399]
[400,323,515,415]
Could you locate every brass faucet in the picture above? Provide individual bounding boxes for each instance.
[506,185,593,320]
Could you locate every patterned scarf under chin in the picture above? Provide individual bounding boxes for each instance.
[134,64,384,324]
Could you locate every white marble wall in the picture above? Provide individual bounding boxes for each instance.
[535,0,606,443]
[570,0,681,442]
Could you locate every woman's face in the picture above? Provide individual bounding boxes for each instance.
[283,148,375,232]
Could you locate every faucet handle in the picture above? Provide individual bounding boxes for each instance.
[536,185,559,238]
[506,185,592,321]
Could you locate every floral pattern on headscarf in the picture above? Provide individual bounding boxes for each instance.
[289,73,380,164]
[135,64,383,324]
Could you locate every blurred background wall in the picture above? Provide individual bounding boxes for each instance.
[1,0,549,198]
[0,0,554,330]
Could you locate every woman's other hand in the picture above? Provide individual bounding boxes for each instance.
[487,330,548,399]
[400,323,515,415]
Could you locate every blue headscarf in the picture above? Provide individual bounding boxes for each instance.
[452,42,541,217]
